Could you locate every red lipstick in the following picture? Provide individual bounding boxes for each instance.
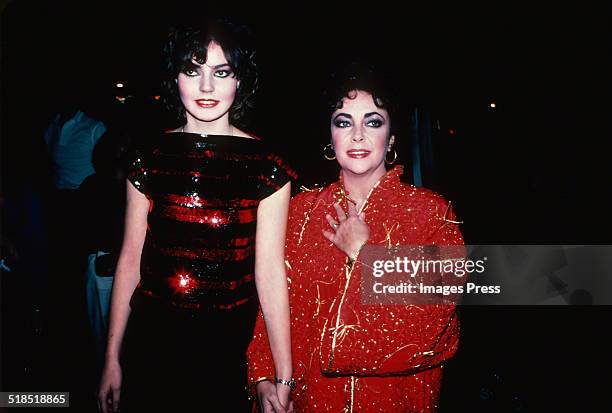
[347,149,371,159]
[195,99,219,108]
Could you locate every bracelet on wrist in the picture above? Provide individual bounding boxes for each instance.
[254,377,275,386]
[275,376,296,391]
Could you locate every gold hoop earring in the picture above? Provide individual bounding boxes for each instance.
[385,149,397,165]
[323,143,336,161]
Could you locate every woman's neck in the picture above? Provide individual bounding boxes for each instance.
[340,166,387,210]
[183,116,233,135]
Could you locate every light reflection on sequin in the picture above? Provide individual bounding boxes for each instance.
[126,134,295,312]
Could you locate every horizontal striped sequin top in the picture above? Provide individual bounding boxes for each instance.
[127,132,295,311]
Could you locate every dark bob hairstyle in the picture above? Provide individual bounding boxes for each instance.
[324,61,398,136]
[161,17,258,127]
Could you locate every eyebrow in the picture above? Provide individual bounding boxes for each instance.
[200,62,232,70]
[333,111,383,120]
[190,59,233,70]
[210,63,232,70]
[333,113,352,120]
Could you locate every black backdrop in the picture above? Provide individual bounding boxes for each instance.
[2,0,611,411]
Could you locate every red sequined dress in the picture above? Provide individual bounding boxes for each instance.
[120,131,294,412]
[247,166,464,412]
[128,132,295,311]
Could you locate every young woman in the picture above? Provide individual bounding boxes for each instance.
[98,18,293,413]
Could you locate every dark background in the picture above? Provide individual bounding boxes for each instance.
[1,0,611,411]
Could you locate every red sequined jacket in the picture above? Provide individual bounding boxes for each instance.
[247,166,464,412]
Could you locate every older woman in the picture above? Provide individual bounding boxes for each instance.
[248,63,464,412]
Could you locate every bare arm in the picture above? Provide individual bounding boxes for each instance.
[105,180,149,360]
[98,180,149,413]
[255,181,292,408]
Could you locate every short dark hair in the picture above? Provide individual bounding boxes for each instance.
[161,17,258,128]
[324,61,398,135]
